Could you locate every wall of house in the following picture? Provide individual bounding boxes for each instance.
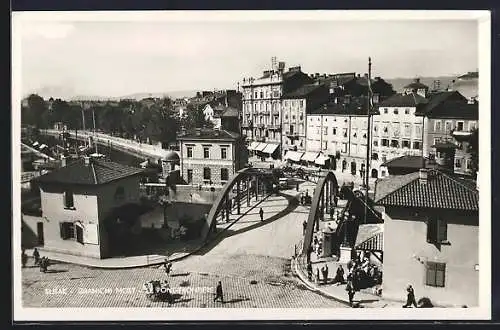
[382,206,479,307]
[180,140,236,186]
[39,184,102,258]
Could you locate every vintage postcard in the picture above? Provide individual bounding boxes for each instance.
[12,10,491,321]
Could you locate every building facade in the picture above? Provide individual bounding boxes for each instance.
[375,169,479,307]
[178,128,246,186]
[241,59,313,158]
[32,157,144,259]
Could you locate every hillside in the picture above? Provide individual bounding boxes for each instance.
[386,76,459,92]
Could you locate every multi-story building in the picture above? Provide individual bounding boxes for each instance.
[375,168,479,307]
[416,91,478,176]
[177,128,247,186]
[241,59,313,159]
[304,96,371,175]
[371,92,428,178]
[281,83,329,154]
[30,157,144,259]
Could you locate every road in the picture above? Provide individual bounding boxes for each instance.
[22,183,346,308]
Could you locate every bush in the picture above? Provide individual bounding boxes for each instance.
[417,297,434,308]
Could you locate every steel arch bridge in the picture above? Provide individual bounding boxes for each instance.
[201,167,280,240]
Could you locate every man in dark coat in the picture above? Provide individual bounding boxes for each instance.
[21,249,28,268]
[403,285,418,308]
[259,208,264,222]
[302,221,307,235]
[32,248,40,266]
[214,281,224,303]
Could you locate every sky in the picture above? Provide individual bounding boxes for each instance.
[17,15,479,98]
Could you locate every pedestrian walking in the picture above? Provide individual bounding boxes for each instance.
[307,262,313,281]
[302,221,307,235]
[259,208,264,222]
[403,285,418,308]
[323,264,329,284]
[316,268,321,284]
[214,281,224,303]
[32,248,40,266]
[346,275,356,307]
[334,265,345,284]
[21,249,28,268]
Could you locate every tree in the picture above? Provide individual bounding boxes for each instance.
[467,128,478,179]
[23,94,49,128]
[184,103,213,130]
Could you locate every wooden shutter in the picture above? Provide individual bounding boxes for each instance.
[427,218,437,243]
[425,262,436,286]
[437,218,447,242]
[435,263,446,287]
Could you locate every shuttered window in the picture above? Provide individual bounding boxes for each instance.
[427,217,447,243]
[426,262,446,287]
[59,222,75,240]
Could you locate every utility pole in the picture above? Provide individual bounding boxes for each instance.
[92,108,98,154]
[81,107,86,148]
[364,57,373,225]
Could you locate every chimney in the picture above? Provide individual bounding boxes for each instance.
[84,156,91,166]
[419,168,428,184]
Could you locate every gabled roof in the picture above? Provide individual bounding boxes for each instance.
[221,107,239,117]
[415,91,467,116]
[34,158,144,186]
[376,170,478,211]
[178,128,240,141]
[377,93,427,108]
[424,101,478,120]
[282,84,323,99]
[382,155,426,169]
[310,96,375,116]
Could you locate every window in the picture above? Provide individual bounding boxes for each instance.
[372,153,378,160]
[402,140,410,148]
[383,126,388,133]
[426,262,446,287]
[260,91,263,98]
[381,139,389,147]
[187,146,193,158]
[323,127,328,135]
[456,121,464,131]
[381,155,387,163]
[203,167,211,181]
[405,108,410,115]
[221,147,227,159]
[343,128,348,138]
[221,168,229,182]
[332,127,337,135]
[445,121,452,132]
[374,124,378,132]
[342,143,348,153]
[323,141,328,149]
[187,169,193,183]
[114,187,125,201]
[415,125,422,137]
[413,141,422,150]
[469,121,477,131]
[455,158,462,168]
[63,190,74,209]
[60,222,75,240]
[391,140,399,148]
[466,159,473,170]
[433,138,441,146]
[203,147,210,159]
[404,124,411,137]
[383,108,388,114]
[434,120,442,132]
[427,217,447,243]
[373,140,378,147]
[394,109,399,115]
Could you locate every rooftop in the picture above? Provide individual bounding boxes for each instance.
[415,91,467,116]
[34,158,144,186]
[282,84,324,99]
[178,128,240,141]
[377,93,428,108]
[375,169,478,211]
[310,96,375,116]
[404,78,429,90]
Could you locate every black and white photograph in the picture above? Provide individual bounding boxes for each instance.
[12,10,491,321]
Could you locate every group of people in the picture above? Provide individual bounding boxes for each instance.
[22,248,50,273]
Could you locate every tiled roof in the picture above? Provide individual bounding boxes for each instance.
[178,128,240,141]
[282,84,323,99]
[34,158,144,185]
[424,101,478,120]
[355,224,384,251]
[376,170,478,211]
[377,93,427,107]
[382,155,425,169]
[221,107,239,117]
[373,172,420,203]
[310,96,375,116]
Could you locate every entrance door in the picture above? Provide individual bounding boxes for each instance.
[371,169,379,179]
[76,225,84,244]
[351,162,357,175]
[36,222,44,245]
[187,169,193,184]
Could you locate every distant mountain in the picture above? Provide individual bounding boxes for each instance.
[24,88,198,101]
[387,76,459,93]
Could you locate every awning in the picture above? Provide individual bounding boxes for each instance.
[248,141,260,151]
[301,152,319,162]
[32,142,39,147]
[262,143,279,155]
[39,144,48,150]
[75,221,84,229]
[254,143,268,152]
[314,154,330,165]
[284,151,304,162]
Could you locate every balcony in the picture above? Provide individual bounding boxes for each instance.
[452,129,474,141]
[269,124,282,130]
[286,132,300,139]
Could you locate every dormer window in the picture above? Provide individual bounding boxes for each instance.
[64,190,74,209]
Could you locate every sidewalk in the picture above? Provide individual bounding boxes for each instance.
[291,256,404,308]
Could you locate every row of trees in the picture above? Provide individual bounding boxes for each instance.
[21,94,213,145]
